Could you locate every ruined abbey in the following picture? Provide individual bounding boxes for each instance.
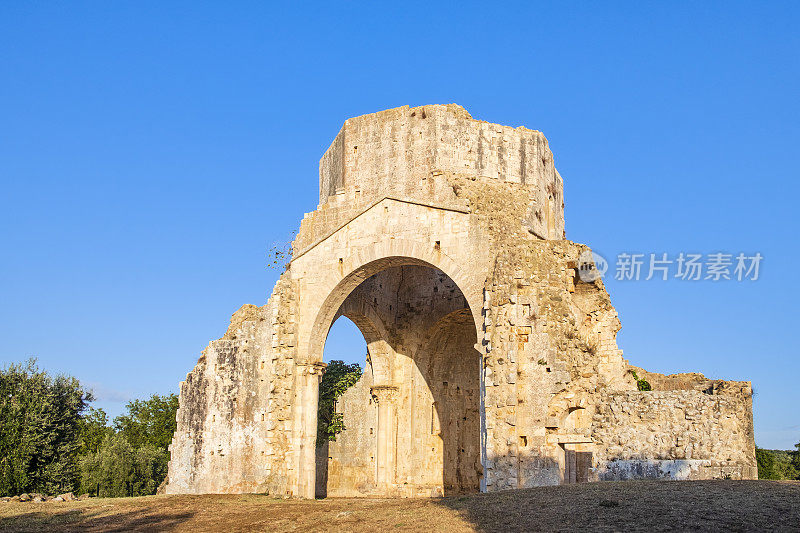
[164,104,757,498]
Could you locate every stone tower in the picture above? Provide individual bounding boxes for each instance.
[164,105,756,498]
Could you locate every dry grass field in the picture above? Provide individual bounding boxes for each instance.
[1,480,799,532]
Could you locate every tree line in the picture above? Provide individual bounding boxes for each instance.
[3,358,798,496]
[0,359,178,497]
[756,446,800,480]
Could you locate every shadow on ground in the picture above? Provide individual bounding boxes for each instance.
[434,480,800,532]
[1,481,798,532]
[0,506,194,533]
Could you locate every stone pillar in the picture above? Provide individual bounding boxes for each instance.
[295,361,326,499]
[371,385,399,492]
[477,346,488,493]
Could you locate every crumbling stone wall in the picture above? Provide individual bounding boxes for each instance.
[592,384,756,480]
[165,276,299,494]
[165,104,756,497]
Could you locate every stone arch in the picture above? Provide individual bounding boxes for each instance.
[548,393,591,422]
[562,406,591,431]
[333,297,393,385]
[302,238,484,365]
[297,244,486,498]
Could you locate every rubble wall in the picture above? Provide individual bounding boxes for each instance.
[592,385,757,480]
[165,276,298,495]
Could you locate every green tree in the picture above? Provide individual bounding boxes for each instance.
[113,393,179,450]
[756,446,799,480]
[0,359,93,496]
[78,407,113,455]
[79,434,134,497]
[132,444,170,495]
[756,447,780,479]
[792,440,800,479]
[78,434,170,497]
[317,360,362,445]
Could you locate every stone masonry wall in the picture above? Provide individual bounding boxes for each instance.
[165,274,299,495]
[320,367,377,497]
[592,384,757,480]
[299,104,564,255]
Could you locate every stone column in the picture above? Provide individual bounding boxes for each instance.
[477,346,488,493]
[371,385,399,492]
[296,361,326,499]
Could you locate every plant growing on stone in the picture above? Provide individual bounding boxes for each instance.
[267,233,296,271]
[630,370,652,391]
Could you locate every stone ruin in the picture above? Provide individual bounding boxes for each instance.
[164,104,757,498]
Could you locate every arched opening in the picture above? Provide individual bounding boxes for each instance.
[311,261,482,497]
[558,406,593,484]
[323,317,369,369]
[315,316,369,498]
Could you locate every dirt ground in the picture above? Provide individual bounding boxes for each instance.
[1,480,798,532]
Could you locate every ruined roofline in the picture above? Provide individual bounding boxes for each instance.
[315,104,565,240]
[627,364,753,393]
[320,103,546,160]
[292,195,470,263]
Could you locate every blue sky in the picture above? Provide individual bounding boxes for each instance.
[1,2,797,449]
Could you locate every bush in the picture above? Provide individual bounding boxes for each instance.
[79,434,169,497]
[793,441,800,474]
[756,447,799,480]
[79,394,177,496]
[629,370,652,391]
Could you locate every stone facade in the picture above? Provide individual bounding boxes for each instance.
[164,105,756,498]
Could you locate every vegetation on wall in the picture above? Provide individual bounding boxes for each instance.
[317,360,362,445]
[267,233,296,271]
[630,370,652,391]
[0,359,178,497]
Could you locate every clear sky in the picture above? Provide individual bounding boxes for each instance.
[1,2,797,449]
